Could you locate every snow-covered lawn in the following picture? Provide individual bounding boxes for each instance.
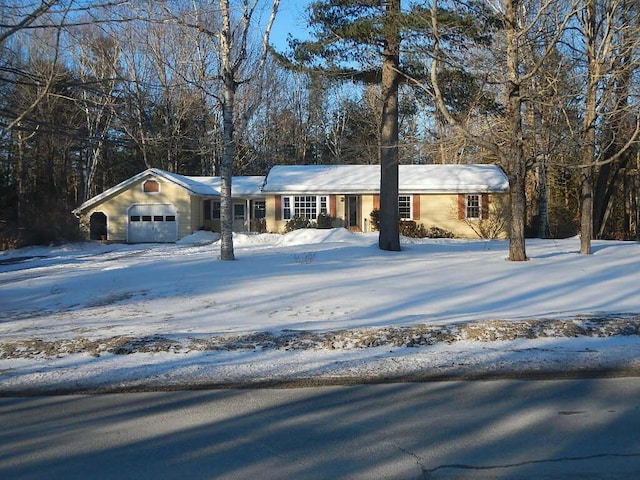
[1,229,639,393]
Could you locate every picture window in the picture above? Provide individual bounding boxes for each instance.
[282,196,328,220]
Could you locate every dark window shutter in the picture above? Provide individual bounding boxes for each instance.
[275,196,282,221]
[373,195,380,210]
[329,195,337,217]
[482,194,489,219]
[412,195,420,220]
[458,194,465,220]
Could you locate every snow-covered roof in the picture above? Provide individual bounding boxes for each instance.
[188,175,266,197]
[261,164,509,194]
[74,164,508,215]
[73,169,265,215]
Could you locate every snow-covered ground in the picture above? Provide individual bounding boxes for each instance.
[1,229,639,394]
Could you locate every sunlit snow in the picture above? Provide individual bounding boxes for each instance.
[1,230,639,393]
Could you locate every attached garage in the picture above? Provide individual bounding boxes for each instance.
[72,168,269,243]
[128,204,178,243]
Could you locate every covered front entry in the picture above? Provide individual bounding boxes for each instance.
[128,204,178,243]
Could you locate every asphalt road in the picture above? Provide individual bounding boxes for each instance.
[2,378,640,479]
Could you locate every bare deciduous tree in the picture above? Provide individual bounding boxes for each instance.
[429,0,576,261]
[577,0,640,253]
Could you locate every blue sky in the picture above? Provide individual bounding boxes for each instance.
[270,0,312,51]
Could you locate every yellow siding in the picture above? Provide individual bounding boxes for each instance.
[262,192,509,238]
[265,194,377,233]
[415,193,509,239]
[265,195,279,232]
[81,177,194,242]
[361,195,376,232]
[191,196,203,231]
[334,195,346,223]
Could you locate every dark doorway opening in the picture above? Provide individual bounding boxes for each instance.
[346,196,359,230]
[89,212,107,240]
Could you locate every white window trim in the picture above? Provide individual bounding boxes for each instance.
[398,195,413,221]
[283,196,291,220]
[466,194,482,220]
[282,195,328,220]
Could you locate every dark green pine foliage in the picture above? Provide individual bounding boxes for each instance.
[278,0,501,251]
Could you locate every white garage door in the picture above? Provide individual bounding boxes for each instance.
[128,204,178,243]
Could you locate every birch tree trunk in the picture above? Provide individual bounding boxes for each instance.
[219,0,235,261]
[217,0,280,260]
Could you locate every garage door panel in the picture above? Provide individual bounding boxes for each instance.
[128,205,178,243]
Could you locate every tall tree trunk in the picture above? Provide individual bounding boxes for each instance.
[378,0,401,252]
[592,3,635,239]
[537,158,548,239]
[633,153,640,240]
[16,129,26,230]
[505,0,527,261]
[220,89,235,261]
[219,0,235,261]
[580,0,597,254]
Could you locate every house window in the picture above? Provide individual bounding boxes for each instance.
[283,197,291,220]
[466,194,481,219]
[203,199,212,220]
[282,195,328,220]
[253,200,266,219]
[319,196,328,215]
[296,196,317,219]
[212,201,221,219]
[398,195,412,220]
[143,180,160,193]
[234,203,245,221]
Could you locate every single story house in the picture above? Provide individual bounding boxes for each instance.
[261,164,510,237]
[73,164,510,243]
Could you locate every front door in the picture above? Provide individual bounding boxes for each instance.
[233,202,247,232]
[346,196,360,231]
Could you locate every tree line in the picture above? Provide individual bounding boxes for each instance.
[0,0,638,259]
